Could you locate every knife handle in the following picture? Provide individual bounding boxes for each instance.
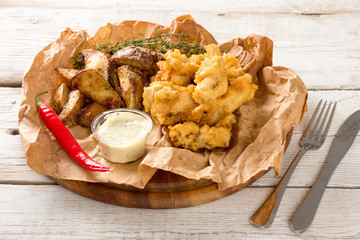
[250,148,307,228]
[290,162,336,233]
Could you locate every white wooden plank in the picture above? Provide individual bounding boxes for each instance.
[0,87,20,130]
[0,1,359,88]
[1,0,359,13]
[2,87,360,187]
[0,134,52,183]
[0,87,59,183]
[1,2,359,239]
[0,185,359,239]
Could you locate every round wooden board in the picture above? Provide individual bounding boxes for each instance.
[53,129,293,209]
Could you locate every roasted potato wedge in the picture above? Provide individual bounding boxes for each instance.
[78,102,109,127]
[59,90,86,126]
[108,61,122,95]
[111,46,159,76]
[117,65,146,109]
[72,69,121,109]
[127,65,150,87]
[82,49,109,81]
[53,82,70,114]
[55,67,80,85]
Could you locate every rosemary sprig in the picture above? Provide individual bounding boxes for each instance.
[72,30,207,69]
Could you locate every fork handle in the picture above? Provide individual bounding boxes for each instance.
[250,148,307,228]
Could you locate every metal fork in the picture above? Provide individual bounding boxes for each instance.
[249,100,336,228]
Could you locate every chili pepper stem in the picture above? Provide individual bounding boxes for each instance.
[35,91,49,107]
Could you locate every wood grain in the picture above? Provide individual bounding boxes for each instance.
[2,0,359,12]
[0,1,359,88]
[52,170,266,209]
[1,0,360,238]
[1,185,359,239]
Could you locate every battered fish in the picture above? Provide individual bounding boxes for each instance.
[144,44,258,151]
[151,61,192,86]
[193,55,228,104]
[143,81,197,125]
[169,114,236,151]
[150,49,200,86]
[201,73,257,125]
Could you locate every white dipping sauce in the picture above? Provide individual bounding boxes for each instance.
[92,109,152,163]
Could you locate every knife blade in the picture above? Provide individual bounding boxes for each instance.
[290,110,360,233]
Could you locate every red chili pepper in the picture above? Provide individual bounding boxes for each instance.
[35,91,113,172]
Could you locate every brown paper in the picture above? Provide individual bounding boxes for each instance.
[18,15,307,190]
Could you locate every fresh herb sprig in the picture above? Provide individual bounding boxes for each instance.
[72,30,207,69]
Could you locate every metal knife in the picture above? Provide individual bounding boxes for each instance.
[290,110,360,233]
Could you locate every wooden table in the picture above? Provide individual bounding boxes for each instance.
[1,1,359,239]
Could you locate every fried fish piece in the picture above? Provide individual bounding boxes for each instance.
[201,73,258,125]
[168,114,236,151]
[59,90,86,127]
[193,55,228,104]
[52,82,70,114]
[223,52,245,78]
[82,49,109,81]
[189,54,205,65]
[151,61,192,86]
[72,69,121,109]
[163,49,199,78]
[150,49,201,86]
[117,65,147,110]
[78,102,109,127]
[143,81,197,125]
[204,44,222,58]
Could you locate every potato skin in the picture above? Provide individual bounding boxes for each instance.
[117,65,147,110]
[107,61,122,96]
[72,69,121,109]
[127,65,150,87]
[82,49,109,81]
[78,102,109,127]
[53,82,70,114]
[59,90,86,126]
[111,46,159,76]
[55,67,79,85]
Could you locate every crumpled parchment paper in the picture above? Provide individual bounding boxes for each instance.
[18,15,307,190]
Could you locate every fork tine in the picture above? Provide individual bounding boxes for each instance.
[314,102,334,140]
[319,102,336,143]
[309,100,327,138]
[304,99,323,138]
